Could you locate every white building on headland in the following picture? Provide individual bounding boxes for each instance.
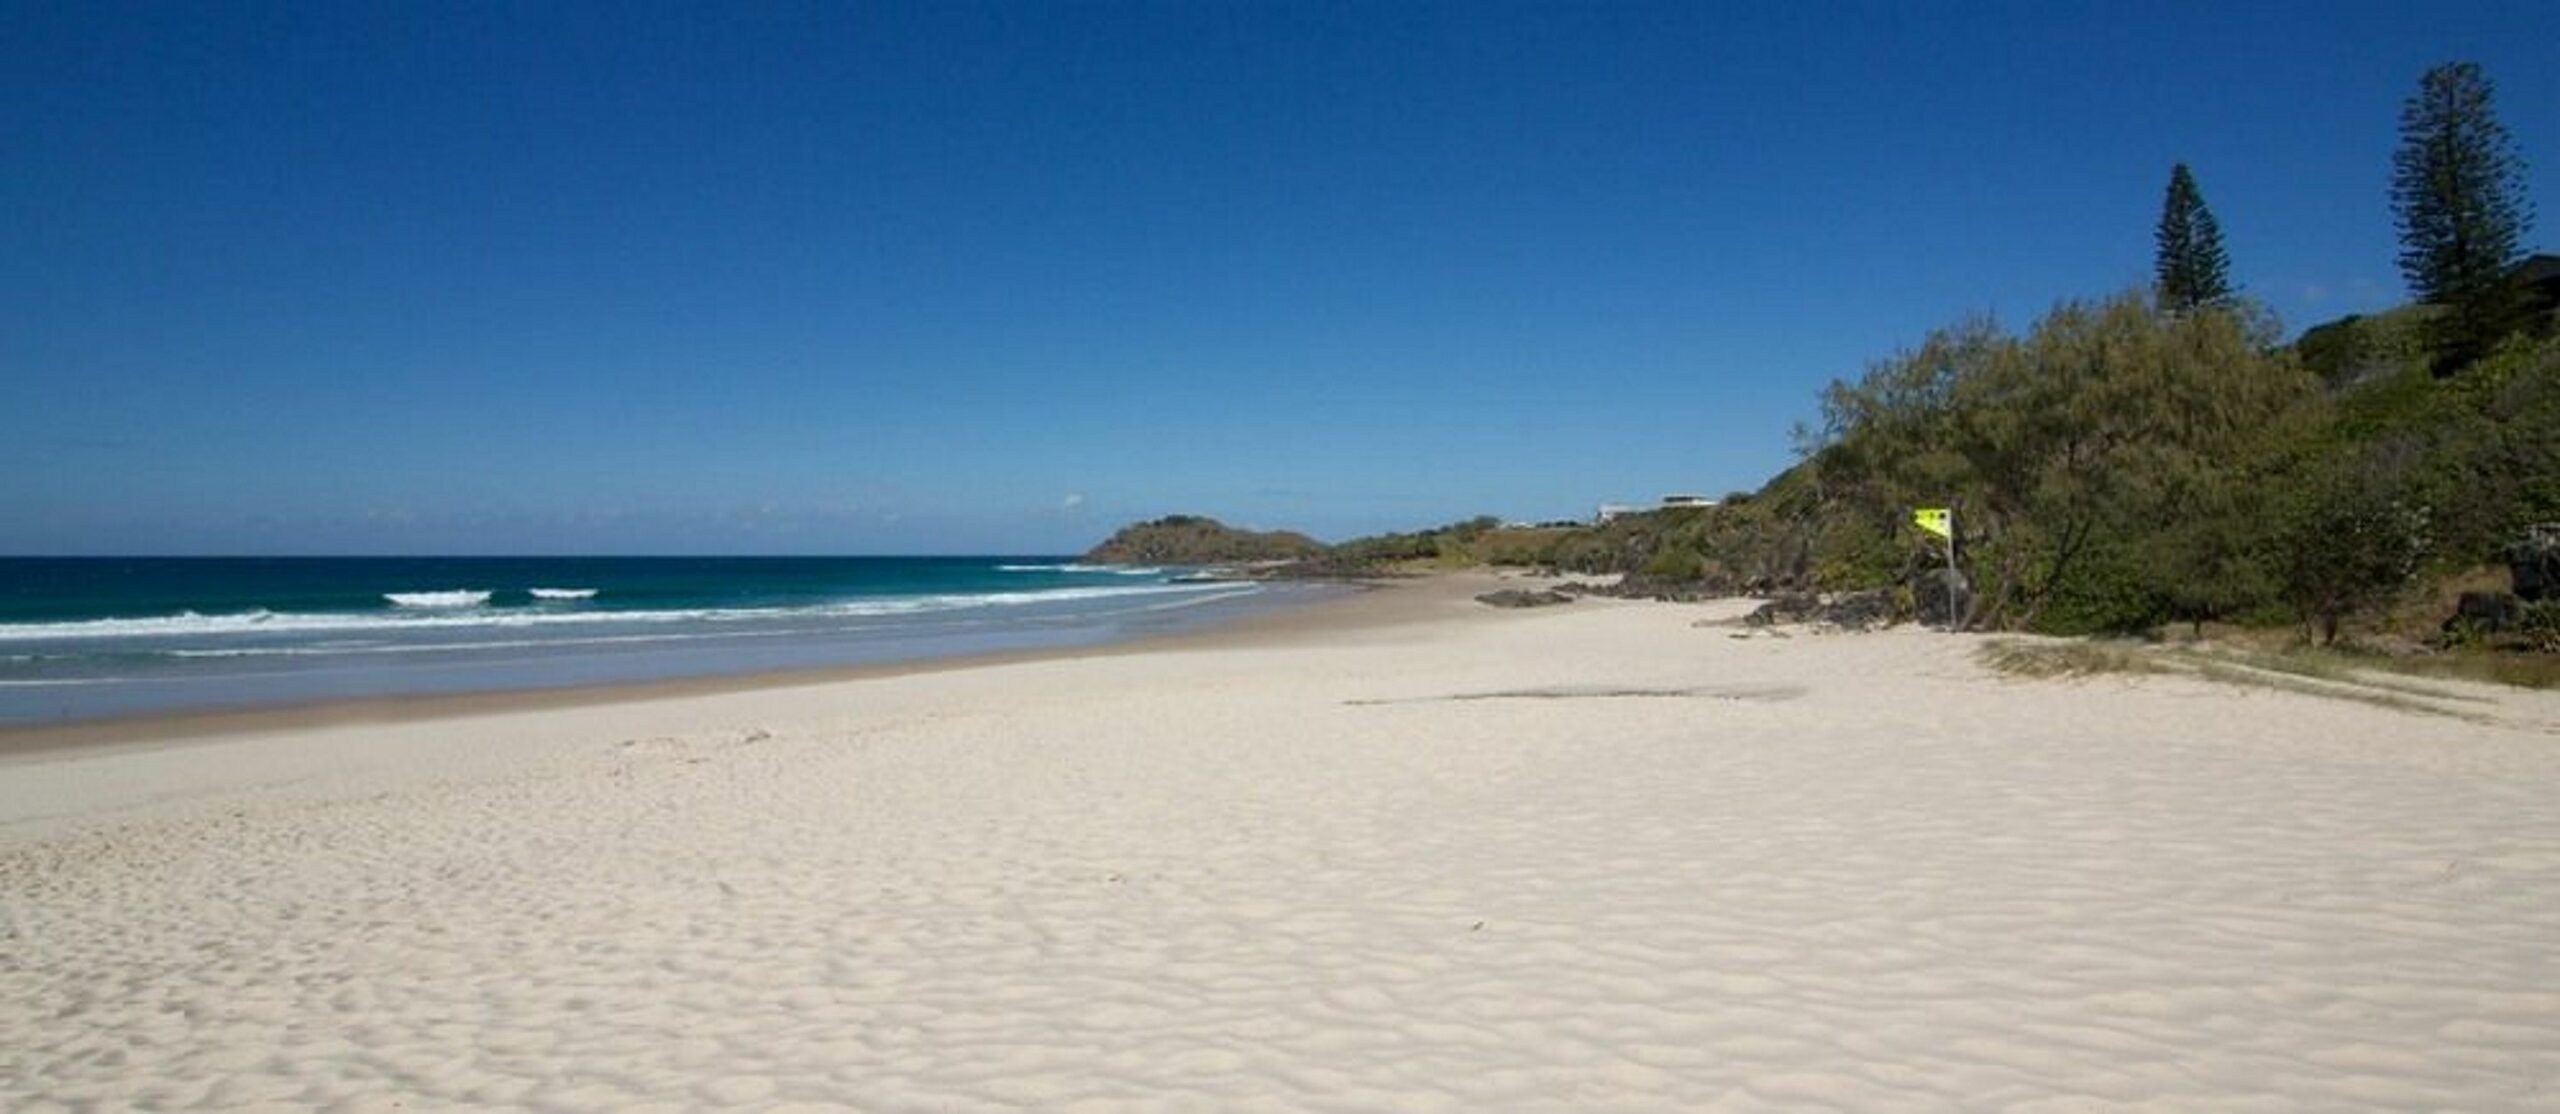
[1595,494,1721,523]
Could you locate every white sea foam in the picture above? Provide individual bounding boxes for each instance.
[0,582,1248,643]
[385,590,492,608]
[997,563,1168,575]
[1134,587,1258,613]
[166,628,773,659]
[528,587,599,600]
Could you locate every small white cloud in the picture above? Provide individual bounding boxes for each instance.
[1060,493,1086,512]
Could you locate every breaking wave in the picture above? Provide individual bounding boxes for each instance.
[998,563,1168,575]
[0,582,1243,643]
[385,590,492,608]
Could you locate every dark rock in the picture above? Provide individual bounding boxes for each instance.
[1620,573,1727,602]
[1740,589,1900,631]
[1816,589,1895,631]
[1558,573,1730,602]
[1255,555,1400,581]
[2447,591,2526,633]
[1745,593,1821,627]
[1913,568,1971,628]
[2510,526,2560,602]
[1474,589,1575,609]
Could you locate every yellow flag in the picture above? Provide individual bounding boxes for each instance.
[1912,508,1952,539]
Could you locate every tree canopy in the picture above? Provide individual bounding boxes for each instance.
[2391,61,2536,368]
[1811,293,2309,631]
[2154,163,2234,312]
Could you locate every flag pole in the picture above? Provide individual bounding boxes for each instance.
[1912,506,1960,631]
[1943,505,1958,631]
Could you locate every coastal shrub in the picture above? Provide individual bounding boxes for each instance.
[2521,601,2560,655]
[2290,333,2560,577]
[1333,515,1530,567]
[1807,292,2310,632]
[2278,461,2433,644]
[2295,306,2439,388]
[1492,308,2551,641]
[2031,540,2161,636]
[1473,528,1568,567]
[1640,545,1706,582]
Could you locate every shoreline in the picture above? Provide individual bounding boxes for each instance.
[6,568,2558,1108]
[0,572,1482,760]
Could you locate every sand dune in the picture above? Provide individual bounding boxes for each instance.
[5,582,2558,1111]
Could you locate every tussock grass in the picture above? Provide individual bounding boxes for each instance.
[2193,648,2485,702]
[1978,639,2492,722]
[2356,651,2560,691]
[2182,661,2477,720]
[1976,639,2169,679]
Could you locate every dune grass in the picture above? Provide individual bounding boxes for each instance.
[1976,640,2172,680]
[2352,650,2560,691]
[1978,639,2494,722]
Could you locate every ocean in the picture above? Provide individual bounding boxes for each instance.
[0,557,1332,726]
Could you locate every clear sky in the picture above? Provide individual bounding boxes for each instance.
[6,1,2555,554]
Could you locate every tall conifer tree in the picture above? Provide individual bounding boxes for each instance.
[2391,61,2536,369]
[2153,163,2233,312]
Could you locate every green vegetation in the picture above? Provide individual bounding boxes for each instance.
[2367,648,2560,690]
[1083,515,1326,564]
[1976,640,2491,720]
[1441,59,2554,663]
[2154,163,2233,312]
[1512,312,2557,644]
[2522,601,2560,655]
[1976,639,2169,680]
[2293,304,2438,388]
[1100,61,2553,677]
[2392,61,2537,371]
[1810,293,2311,633]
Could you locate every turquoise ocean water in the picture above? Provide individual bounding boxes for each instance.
[0,557,1328,726]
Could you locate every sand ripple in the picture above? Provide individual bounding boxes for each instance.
[6,600,2559,1110]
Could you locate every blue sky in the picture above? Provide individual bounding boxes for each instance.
[5,1,2554,554]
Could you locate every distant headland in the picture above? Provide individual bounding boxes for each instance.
[1083,515,1328,566]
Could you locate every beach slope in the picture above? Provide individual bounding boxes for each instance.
[5,577,2558,1111]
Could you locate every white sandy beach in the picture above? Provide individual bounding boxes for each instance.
[4,576,2558,1112]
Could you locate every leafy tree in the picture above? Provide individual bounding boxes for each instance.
[2136,462,2277,637]
[2278,454,2431,644]
[2391,61,2537,371]
[2154,163,2233,312]
[1811,293,2309,631]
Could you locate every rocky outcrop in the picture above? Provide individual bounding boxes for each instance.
[1745,589,1897,631]
[1744,594,1821,626]
[1818,589,1895,631]
[1085,516,1328,565]
[2510,526,2559,601]
[1913,568,1971,628]
[1475,588,1574,609]
[1255,554,1413,581]
[2448,591,2526,634]
[1557,573,1728,602]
